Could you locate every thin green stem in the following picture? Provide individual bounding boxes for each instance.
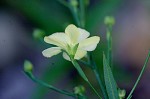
[79,0,85,28]
[57,0,80,26]
[106,29,110,65]
[71,59,89,82]
[88,82,102,99]
[24,71,78,98]
[106,26,113,68]
[58,1,104,98]
[69,5,81,26]
[126,51,150,99]
[79,59,108,99]
[78,60,92,69]
[90,54,108,99]
[71,59,102,99]
[93,69,108,99]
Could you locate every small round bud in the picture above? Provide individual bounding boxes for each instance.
[24,60,33,72]
[70,0,78,7]
[74,85,85,95]
[33,29,45,40]
[118,89,126,98]
[104,16,115,26]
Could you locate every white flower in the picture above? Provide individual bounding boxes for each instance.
[42,24,100,61]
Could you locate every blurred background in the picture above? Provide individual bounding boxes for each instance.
[0,0,150,99]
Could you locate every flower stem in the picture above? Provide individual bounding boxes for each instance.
[93,69,108,99]
[24,71,78,98]
[69,5,81,27]
[126,50,150,99]
[71,59,102,99]
[89,54,108,99]
[57,0,80,26]
[88,82,102,99]
[79,0,85,28]
[106,26,113,68]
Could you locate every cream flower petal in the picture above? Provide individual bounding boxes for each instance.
[65,24,80,44]
[44,33,70,49]
[62,52,71,61]
[78,36,100,51]
[78,28,90,42]
[42,47,62,58]
[74,50,87,60]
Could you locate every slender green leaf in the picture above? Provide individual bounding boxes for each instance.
[103,54,119,99]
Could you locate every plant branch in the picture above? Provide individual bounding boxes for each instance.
[126,50,150,99]
[69,5,81,26]
[89,53,108,99]
[24,71,78,98]
[79,0,85,28]
[106,26,113,68]
[71,59,102,99]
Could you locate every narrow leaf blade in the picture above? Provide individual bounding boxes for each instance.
[103,54,119,99]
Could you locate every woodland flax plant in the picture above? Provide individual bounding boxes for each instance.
[23,0,150,99]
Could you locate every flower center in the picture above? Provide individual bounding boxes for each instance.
[66,43,79,59]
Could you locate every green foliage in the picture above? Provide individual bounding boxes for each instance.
[16,0,150,98]
[103,54,119,99]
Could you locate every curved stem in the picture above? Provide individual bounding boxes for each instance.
[126,51,150,99]
[24,71,77,98]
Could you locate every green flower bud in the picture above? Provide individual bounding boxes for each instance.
[104,16,115,26]
[118,89,126,99]
[70,0,78,7]
[33,29,45,40]
[24,60,33,72]
[74,85,85,95]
